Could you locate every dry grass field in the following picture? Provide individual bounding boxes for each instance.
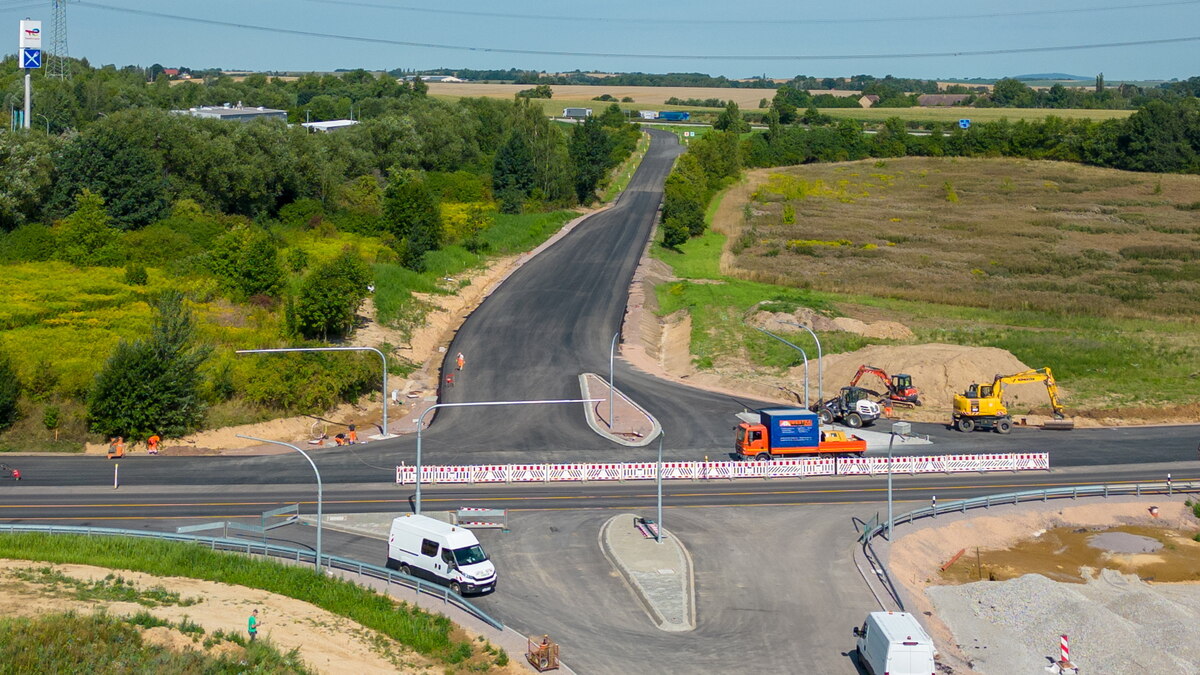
[428,83,1133,121]
[735,157,1200,318]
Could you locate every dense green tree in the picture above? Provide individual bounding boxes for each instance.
[989,78,1035,108]
[569,117,615,204]
[49,124,169,229]
[714,101,750,133]
[1116,99,1199,172]
[492,129,536,213]
[0,132,57,231]
[55,190,122,267]
[206,227,286,299]
[382,170,443,270]
[87,291,211,439]
[0,351,20,432]
[294,248,372,339]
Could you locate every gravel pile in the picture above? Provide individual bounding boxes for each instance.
[928,570,1200,674]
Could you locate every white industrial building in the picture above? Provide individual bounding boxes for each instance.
[172,103,288,123]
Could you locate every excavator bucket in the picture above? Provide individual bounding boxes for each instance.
[1041,419,1075,431]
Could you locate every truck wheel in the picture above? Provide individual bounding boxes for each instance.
[450,581,462,596]
[756,453,772,462]
[845,413,863,428]
[957,418,975,432]
[399,563,412,577]
[818,408,833,425]
[996,419,1012,434]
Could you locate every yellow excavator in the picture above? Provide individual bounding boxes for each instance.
[952,367,1072,433]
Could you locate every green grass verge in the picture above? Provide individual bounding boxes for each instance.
[0,533,469,661]
[0,611,311,674]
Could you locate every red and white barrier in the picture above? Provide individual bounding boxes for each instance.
[396,452,1049,484]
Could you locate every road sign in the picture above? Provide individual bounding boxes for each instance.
[19,19,41,49]
[959,119,971,129]
[20,48,41,69]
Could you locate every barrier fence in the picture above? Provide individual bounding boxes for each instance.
[396,452,1049,485]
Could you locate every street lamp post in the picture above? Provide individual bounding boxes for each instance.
[413,398,602,514]
[34,113,49,133]
[655,430,665,544]
[886,421,911,541]
[778,321,823,407]
[236,347,391,437]
[609,331,619,429]
[236,435,323,573]
[747,325,809,406]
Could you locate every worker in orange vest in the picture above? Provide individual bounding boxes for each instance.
[147,433,160,455]
[115,436,126,458]
[456,352,465,371]
[347,425,358,445]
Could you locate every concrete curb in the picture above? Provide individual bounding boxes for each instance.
[578,373,662,447]
[599,513,696,632]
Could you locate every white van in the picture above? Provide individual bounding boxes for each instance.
[386,514,497,595]
[853,611,937,675]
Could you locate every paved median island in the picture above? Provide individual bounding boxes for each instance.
[600,513,695,632]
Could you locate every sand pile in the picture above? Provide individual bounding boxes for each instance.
[787,343,1063,412]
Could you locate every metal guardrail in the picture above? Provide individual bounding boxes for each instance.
[0,523,503,630]
[858,479,1200,612]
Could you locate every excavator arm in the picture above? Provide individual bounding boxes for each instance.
[850,365,891,393]
[992,368,1066,419]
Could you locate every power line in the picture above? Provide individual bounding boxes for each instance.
[296,0,1200,25]
[75,1,1200,61]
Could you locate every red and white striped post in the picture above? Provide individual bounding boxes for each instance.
[1056,634,1077,672]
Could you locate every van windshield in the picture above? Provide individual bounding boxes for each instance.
[453,545,488,566]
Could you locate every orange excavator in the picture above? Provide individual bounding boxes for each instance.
[850,365,922,407]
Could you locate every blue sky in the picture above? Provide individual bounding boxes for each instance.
[4,0,1199,80]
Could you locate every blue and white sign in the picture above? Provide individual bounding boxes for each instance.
[959,119,971,129]
[20,48,41,69]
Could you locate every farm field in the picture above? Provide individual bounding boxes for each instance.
[655,157,1200,414]
[428,82,1135,122]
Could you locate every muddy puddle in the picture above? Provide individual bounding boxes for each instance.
[939,525,1200,584]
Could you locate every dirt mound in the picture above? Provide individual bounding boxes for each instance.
[789,343,1056,412]
[748,306,915,341]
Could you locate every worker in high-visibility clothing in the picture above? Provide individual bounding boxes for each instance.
[147,433,160,455]
[347,425,358,445]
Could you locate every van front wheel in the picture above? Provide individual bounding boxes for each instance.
[450,581,462,596]
[399,563,412,577]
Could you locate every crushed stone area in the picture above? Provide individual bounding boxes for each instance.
[928,570,1200,674]
[1089,531,1163,554]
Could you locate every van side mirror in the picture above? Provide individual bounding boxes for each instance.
[852,626,861,637]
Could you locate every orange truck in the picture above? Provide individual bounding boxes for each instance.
[735,408,867,460]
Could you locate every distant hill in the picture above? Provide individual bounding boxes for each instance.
[1013,73,1090,81]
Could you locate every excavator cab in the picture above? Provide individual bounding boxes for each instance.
[892,374,913,390]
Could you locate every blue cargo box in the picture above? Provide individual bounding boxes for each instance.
[758,408,820,448]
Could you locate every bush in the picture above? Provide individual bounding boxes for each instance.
[0,223,56,263]
[0,351,20,431]
[294,248,371,339]
[123,263,148,286]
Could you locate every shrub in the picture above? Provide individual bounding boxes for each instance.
[294,248,372,340]
[0,223,56,263]
[0,351,20,431]
[123,263,148,286]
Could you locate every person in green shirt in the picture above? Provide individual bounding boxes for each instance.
[248,608,262,642]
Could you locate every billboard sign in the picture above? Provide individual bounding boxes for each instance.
[19,20,42,49]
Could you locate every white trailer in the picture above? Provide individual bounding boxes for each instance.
[386,514,497,595]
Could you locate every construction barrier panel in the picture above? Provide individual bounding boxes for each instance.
[396,453,1049,485]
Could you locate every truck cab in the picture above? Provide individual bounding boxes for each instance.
[735,408,866,459]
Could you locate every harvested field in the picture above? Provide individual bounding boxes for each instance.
[427,83,798,108]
